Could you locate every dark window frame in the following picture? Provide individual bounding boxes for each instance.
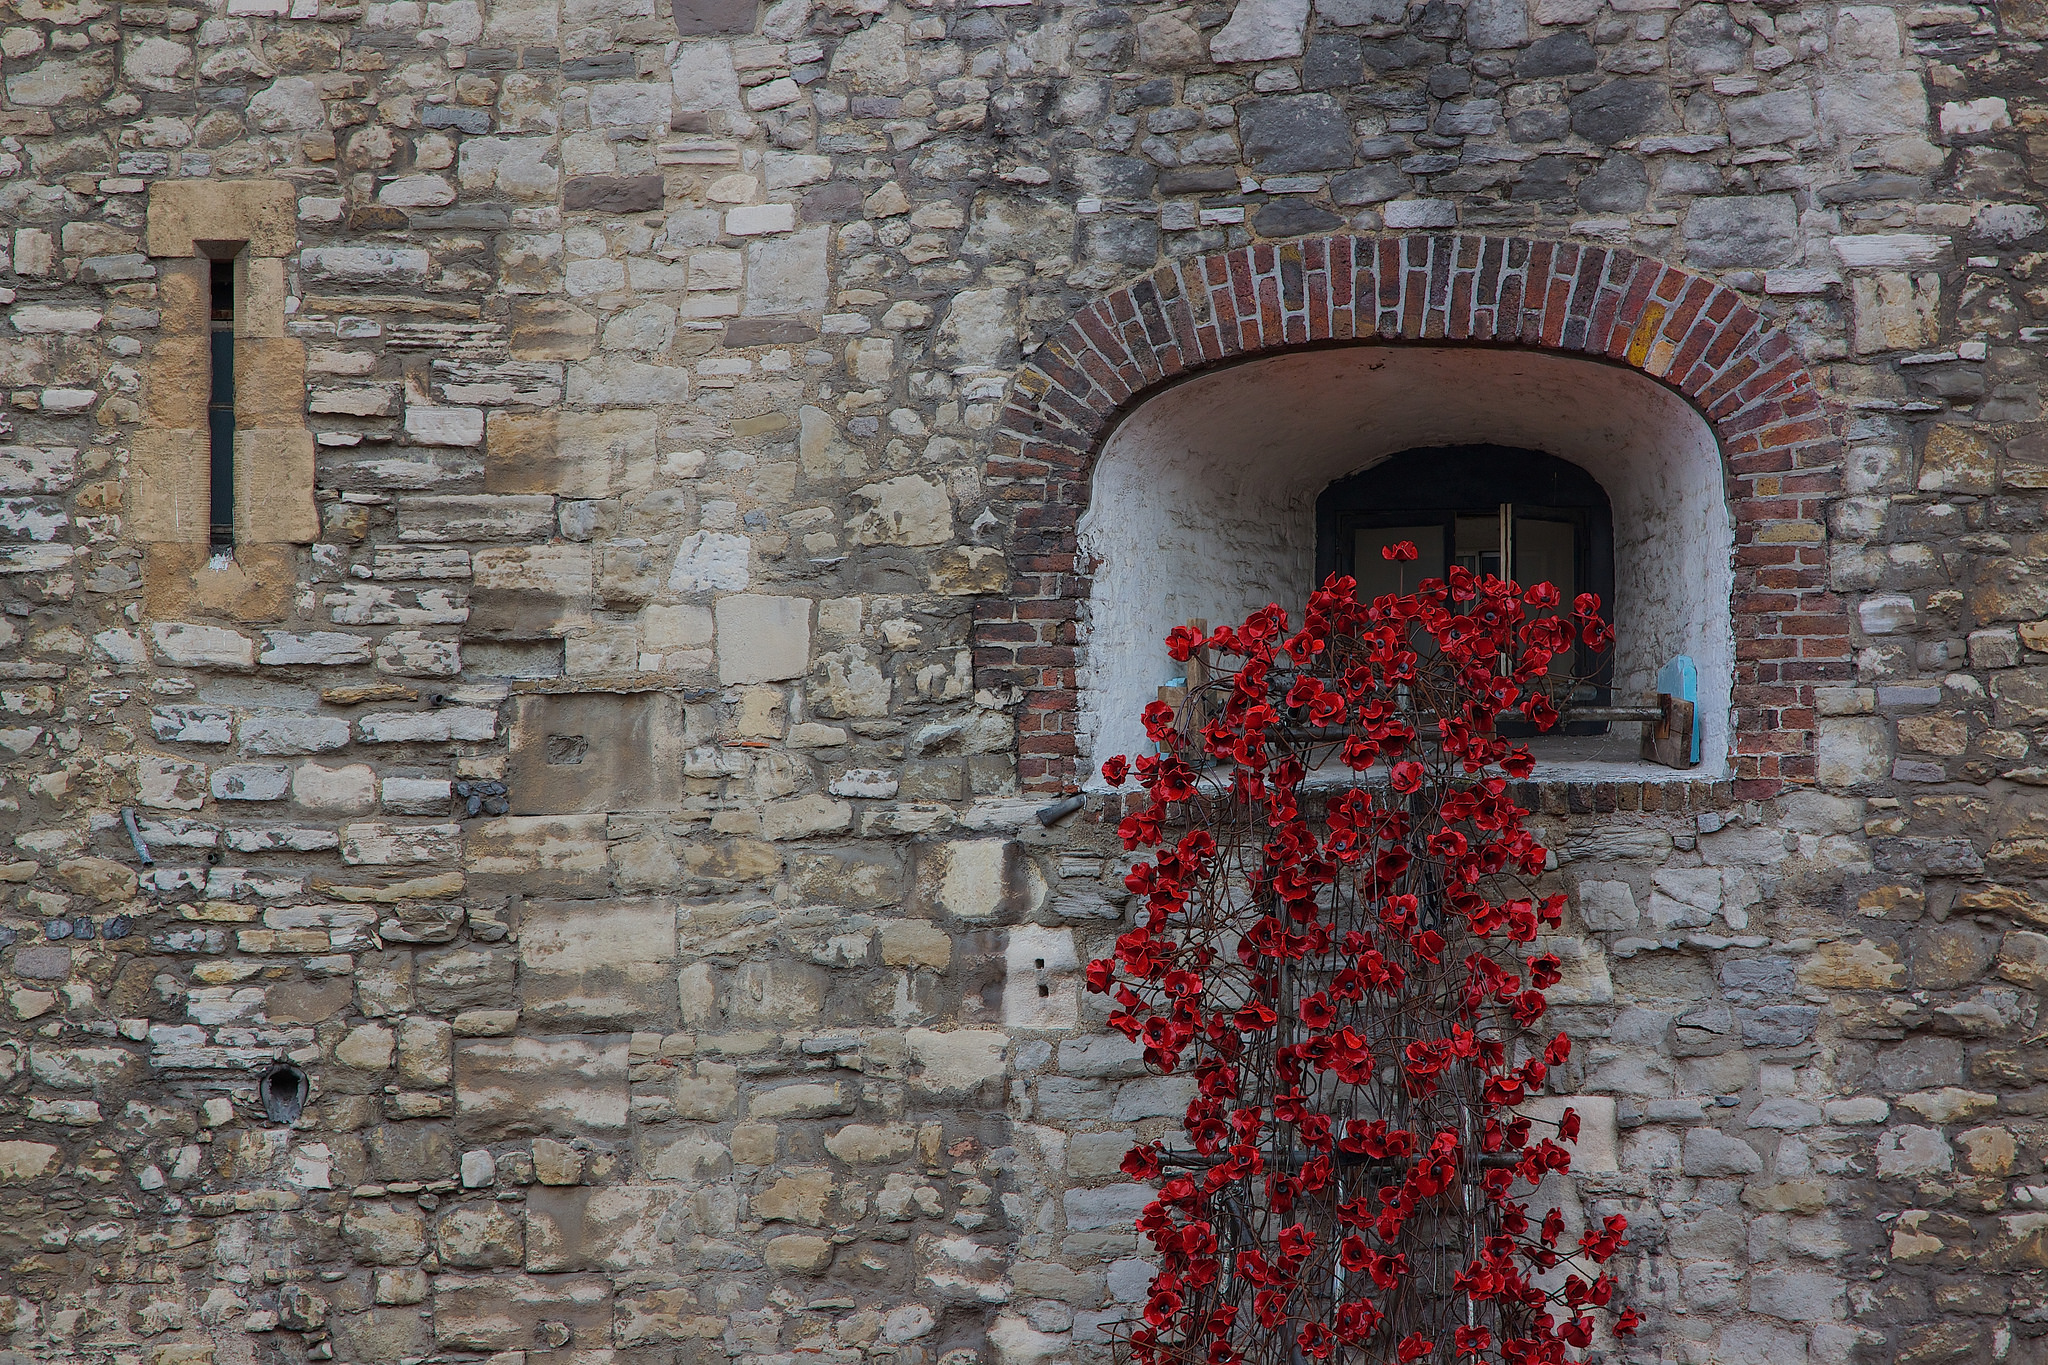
[1314,445,1617,731]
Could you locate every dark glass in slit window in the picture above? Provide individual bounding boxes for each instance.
[208,258,235,548]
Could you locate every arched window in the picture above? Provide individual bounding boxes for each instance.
[1071,346,1738,783]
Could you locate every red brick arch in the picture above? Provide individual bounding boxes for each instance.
[979,233,1850,800]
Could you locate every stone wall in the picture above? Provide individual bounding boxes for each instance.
[2,0,2047,1361]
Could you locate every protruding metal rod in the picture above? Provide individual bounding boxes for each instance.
[1036,793,1086,826]
[121,808,155,867]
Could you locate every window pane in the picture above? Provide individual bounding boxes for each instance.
[1515,516,1577,680]
[1453,514,1502,580]
[1513,517,1575,602]
[1353,525,1442,600]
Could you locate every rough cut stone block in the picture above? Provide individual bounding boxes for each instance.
[259,631,373,666]
[507,692,690,815]
[240,713,353,756]
[525,1186,681,1271]
[432,1273,614,1351]
[464,813,610,896]
[150,622,255,670]
[563,175,665,212]
[454,1035,629,1140]
[519,897,678,1029]
[715,594,811,684]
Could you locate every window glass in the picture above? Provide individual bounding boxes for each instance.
[1353,525,1442,600]
[1453,515,1503,580]
[1513,515,1577,681]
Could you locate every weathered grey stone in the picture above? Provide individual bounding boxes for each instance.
[1683,195,1802,269]
[1210,0,1311,63]
[1240,95,1356,172]
[1683,1129,1763,1177]
[1568,80,1666,146]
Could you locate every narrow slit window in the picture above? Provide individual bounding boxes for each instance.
[208,257,236,549]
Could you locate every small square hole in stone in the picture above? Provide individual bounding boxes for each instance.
[545,734,589,765]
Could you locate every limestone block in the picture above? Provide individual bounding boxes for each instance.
[1852,272,1940,355]
[1875,1124,1953,1177]
[292,763,377,814]
[485,409,652,498]
[744,226,829,317]
[243,713,352,756]
[1819,70,1930,137]
[507,692,689,815]
[1003,924,1078,1029]
[1682,1128,1763,1176]
[1063,1182,1154,1232]
[913,840,1048,921]
[828,22,907,91]
[431,1273,613,1352]
[0,1141,60,1183]
[234,429,319,544]
[765,1233,835,1272]
[519,897,678,1029]
[760,792,853,840]
[260,632,372,666]
[754,1169,835,1224]
[405,406,485,448]
[464,814,609,896]
[748,1080,854,1119]
[381,777,452,815]
[453,1035,629,1140]
[150,622,256,670]
[525,1185,679,1272]
[1816,716,1892,787]
[128,430,210,543]
[825,1123,916,1165]
[934,288,1018,369]
[669,529,752,593]
[398,1017,452,1085]
[1574,880,1638,930]
[1682,195,1800,269]
[341,1202,428,1265]
[336,1023,396,1070]
[435,1203,524,1268]
[726,959,828,1023]
[715,594,811,685]
[878,920,953,970]
[675,1061,742,1120]
[145,180,298,258]
[1210,0,1310,62]
[301,247,431,286]
[906,1028,1007,1096]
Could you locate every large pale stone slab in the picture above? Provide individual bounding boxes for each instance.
[464,814,609,896]
[519,897,678,1029]
[433,1273,614,1352]
[1210,0,1310,63]
[454,1035,629,1140]
[716,594,811,685]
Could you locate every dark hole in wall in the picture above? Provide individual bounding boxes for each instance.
[261,1062,307,1125]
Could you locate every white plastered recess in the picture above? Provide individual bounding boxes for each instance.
[1076,345,1736,786]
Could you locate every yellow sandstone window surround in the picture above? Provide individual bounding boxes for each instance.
[136,181,317,554]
